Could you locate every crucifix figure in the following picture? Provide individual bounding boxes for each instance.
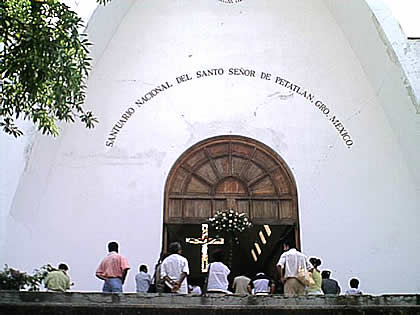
[186,223,224,272]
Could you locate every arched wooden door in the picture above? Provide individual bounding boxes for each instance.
[163,135,300,280]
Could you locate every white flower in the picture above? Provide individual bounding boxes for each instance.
[209,209,252,234]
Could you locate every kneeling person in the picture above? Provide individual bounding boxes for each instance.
[135,264,151,293]
[248,272,275,295]
[45,263,71,292]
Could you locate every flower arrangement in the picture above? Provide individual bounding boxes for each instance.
[208,209,252,267]
[208,209,252,238]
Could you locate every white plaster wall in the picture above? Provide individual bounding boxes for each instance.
[0,122,37,257]
[367,1,420,108]
[1,0,419,294]
[325,0,420,193]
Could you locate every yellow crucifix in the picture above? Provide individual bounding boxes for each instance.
[186,223,224,272]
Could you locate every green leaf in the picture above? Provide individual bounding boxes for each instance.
[96,0,112,5]
[0,0,98,137]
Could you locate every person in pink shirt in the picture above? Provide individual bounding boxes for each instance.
[96,241,130,293]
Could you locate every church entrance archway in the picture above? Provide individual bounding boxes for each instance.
[163,135,300,287]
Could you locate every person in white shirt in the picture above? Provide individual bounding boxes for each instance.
[276,241,313,297]
[135,264,151,293]
[206,250,231,294]
[248,272,275,295]
[160,242,190,294]
[344,278,362,295]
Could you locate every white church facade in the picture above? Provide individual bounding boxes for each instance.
[1,0,419,294]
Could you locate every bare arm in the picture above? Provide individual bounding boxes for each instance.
[96,273,106,280]
[247,284,252,294]
[65,273,71,290]
[171,272,187,292]
[121,268,129,284]
[270,283,275,294]
[178,272,187,285]
[277,265,285,284]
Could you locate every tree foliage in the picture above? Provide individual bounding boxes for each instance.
[0,0,100,137]
[96,0,112,5]
[0,264,54,291]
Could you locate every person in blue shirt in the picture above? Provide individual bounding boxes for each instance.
[135,264,151,293]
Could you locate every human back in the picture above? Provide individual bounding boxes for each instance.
[207,250,230,293]
[95,241,130,293]
[161,254,188,280]
[321,270,340,295]
[306,258,323,295]
[135,265,151,293]
[44,264,71,292]
[160,242,189,294]
[277,242,312,297]
[249,272,274,295]
[96,251,129,279]
[280,248,310,278]
[232,275,250,294]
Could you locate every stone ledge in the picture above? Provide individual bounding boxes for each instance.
[0,291,419,315]
[0,291,419,307]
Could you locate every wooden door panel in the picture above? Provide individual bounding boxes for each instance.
[170,168,188,193]
[186,176,211,194]
[184,199,212,218]
[165,136,298,225]
[232,143,254,157]
[237,200,250,217]
[243,163,264,182]
[252,200,278,219]
[185,150,206,168]
[254,150,277,169]
[214,157,229,177]
[251,176,276,195]
[207,143,229,156]
[196,163,218,184]
[215,178,247,194]
[168,199,183,218]
[280,200,294,219]
[232,156,246,176]
[214,200,226,213]
[271,168,291,193]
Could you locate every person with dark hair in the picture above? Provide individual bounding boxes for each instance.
[345,278,362,295]
[276,241,313,297]
[321,270,341,295]
[306,258,323,295]
[206,250,231,294]
[160,242,190,294]
[135,264,151,293]
[248,272,275,295]
[150,252,168,293]
[96,241,130,293]
[44,263,71,292]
